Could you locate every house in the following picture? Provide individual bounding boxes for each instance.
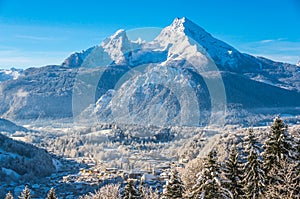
[128,169,143,179]
[141,173,157,184]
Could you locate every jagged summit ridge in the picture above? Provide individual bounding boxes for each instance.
[101,29,131,64]
[152,17,242,70]
[63,17,247,70]
[168,17,211,37]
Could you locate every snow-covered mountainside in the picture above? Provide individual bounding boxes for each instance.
[0,118,30,134]
[0,133,55,182]
[0,68,23,83]
[0,17,299,126]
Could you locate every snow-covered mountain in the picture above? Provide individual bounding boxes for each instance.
[0,68,23,83]
[0,118,29,134]
[0,132,55,183]
[0,17,299,126]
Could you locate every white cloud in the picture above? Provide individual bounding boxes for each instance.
[0,49,70,69]
[15,34,56,41]
[237,39,300,65]
[260,39,274,43]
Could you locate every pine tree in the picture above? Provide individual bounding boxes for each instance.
[223,145,243,199]
[162,169,185,199]
[265,159,300,198]
[123,179,141,199]
[46,188,57,199]
[5,192,14,199]
[191,149,230,199]
[18,185,31,199]
[263,117,294,176]
[241,129,265,198]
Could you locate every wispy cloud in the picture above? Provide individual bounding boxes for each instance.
[260,39,274,44]
[238,38,300,64]
[259,38,288,44]
[15,34,58,41]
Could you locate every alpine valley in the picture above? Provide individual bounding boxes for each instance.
[0,18,299,198]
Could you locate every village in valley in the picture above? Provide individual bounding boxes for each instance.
[29,155,186,198]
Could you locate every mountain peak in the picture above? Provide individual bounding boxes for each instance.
[101,29,129,47]
[111,29,126,39]
[100,29,132,64]
[155,17,240,68]
[171,17,195,28]
[169,17,210,37]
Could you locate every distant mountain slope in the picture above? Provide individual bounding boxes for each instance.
[0,17,299,125]
[0,65,76,119]
[0,133,55,182]
[0,118,29,133]
[0,68,23,83]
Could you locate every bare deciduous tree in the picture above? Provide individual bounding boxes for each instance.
[79,184,120,199]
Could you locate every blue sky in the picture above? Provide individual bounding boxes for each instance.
[0,0,300,69]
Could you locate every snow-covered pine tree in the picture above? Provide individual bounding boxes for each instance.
[5,192,14,199]
[262,117,294,174]
[46,188,57,199]
[18,185,31,199]
[191,149,231,199]
[241,129,265,198]
[223,144,243,199]
[162,169,185,199]
[123,179,141,199]
[265,159,300,198]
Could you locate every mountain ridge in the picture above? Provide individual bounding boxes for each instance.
[0,17,299,126]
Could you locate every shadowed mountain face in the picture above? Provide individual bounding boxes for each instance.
[0,118,29,133]
[0,17,299,126]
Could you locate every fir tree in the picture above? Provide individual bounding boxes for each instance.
[123,179,141,199]
[46,188,57,199]
[263,117,294,174]
[265,159,300,198]
[191,149,230,199]
[18,185,31,199]
[241,129,265,198]
[223,145,243,199]
[162,169,185,199]
[5,192,14,199]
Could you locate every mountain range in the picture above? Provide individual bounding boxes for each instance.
[0,17,299,126]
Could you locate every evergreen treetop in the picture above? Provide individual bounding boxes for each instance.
[123,179,140,199]
[191,149,231,199]
[242,129,265,199]
[162,169,185,199]
[18,185,31,199]
[223,144,243,199]
[263,117,295,180]
[5,192,14,199]
[46,188,57,199]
